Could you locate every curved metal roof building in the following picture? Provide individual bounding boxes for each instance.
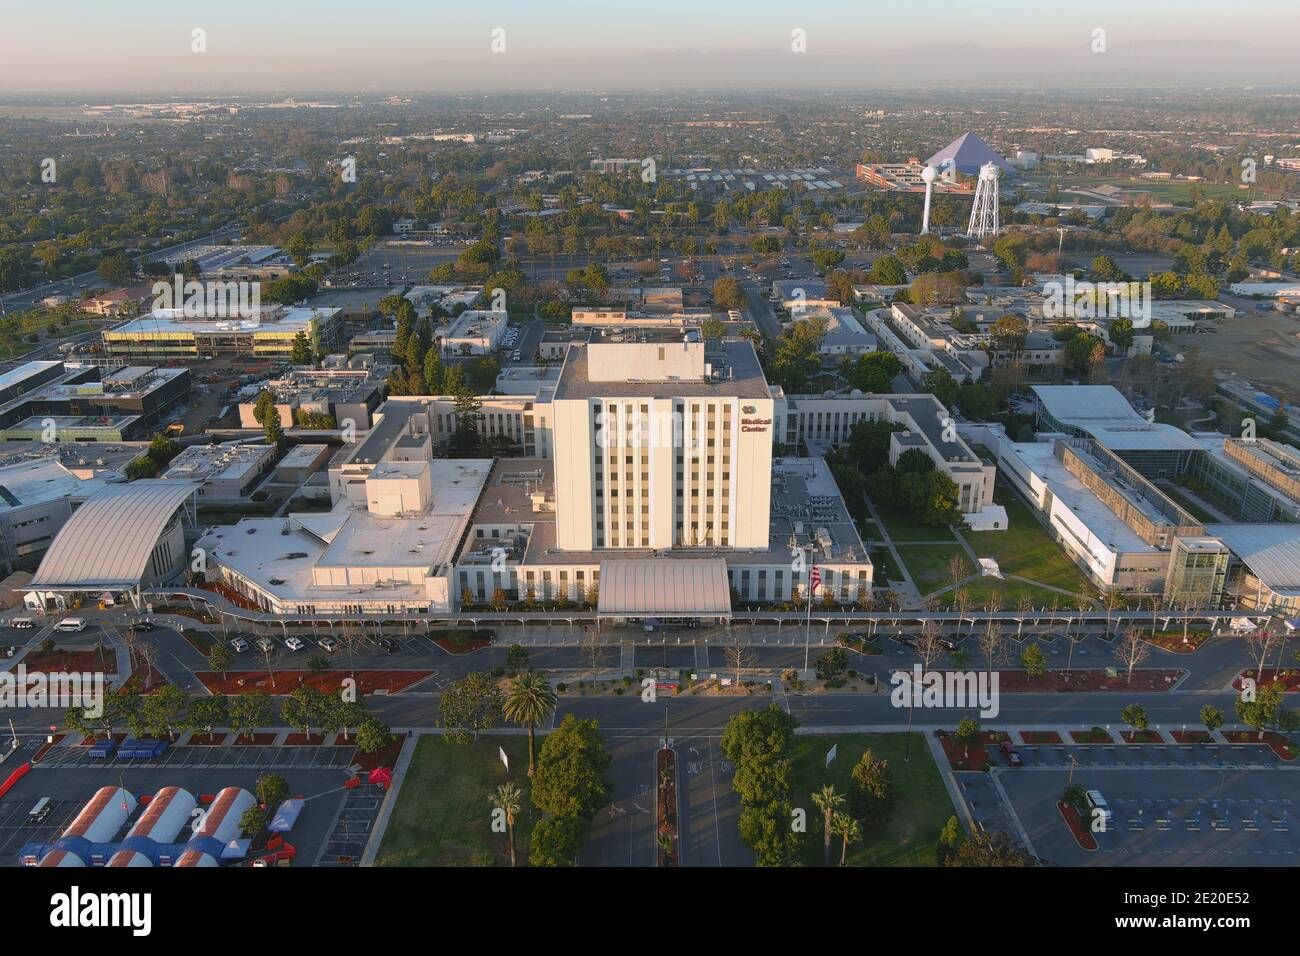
[29,480,198,590]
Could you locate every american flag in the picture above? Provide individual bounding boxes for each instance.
[809,566,822,593]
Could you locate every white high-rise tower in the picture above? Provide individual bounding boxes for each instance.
[967,162,1000,239]
[919,164,937,235]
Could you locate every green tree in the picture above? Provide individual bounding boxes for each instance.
[488,782,524,867]
[849,749,894,826]
[530,715,612,819]
[255,772,289,809]
[1020,643,1047,678]
[811,784,845,867]
[1121,702,1149,734]
[439,671,505,743]
[280,686,329,736]
[712,275,745,310]
[1200,704,1224,736]
[187,694,228,737]
[721,705,802,866]
[228,692,272,741]
[529,815,583,867]
[290,331,313,365]
[503,671,557,776]
[263,404,285,448]
[944,830,1032,867]
[830,810,861,866]
[355,717,395,754]
[207,643,233,679]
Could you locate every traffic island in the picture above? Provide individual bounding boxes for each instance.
[1057,801,1098,851]
[656,746,679,867]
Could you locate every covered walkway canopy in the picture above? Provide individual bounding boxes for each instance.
[29,480,199,592]
[597,557,732,619]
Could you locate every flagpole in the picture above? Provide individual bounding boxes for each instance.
[804,562,814,672]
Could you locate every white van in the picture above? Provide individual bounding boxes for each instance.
[54,618,87,633]
[29,797,53,823]
[1085,789,1112,826]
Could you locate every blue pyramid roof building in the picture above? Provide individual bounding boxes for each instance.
[925,132,1009,175]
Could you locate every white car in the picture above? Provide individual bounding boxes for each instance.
[285,637,305,651]
[230,638,249,653]
[1085,789,1112,826]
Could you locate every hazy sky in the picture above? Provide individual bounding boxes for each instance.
[2,0,1298,91]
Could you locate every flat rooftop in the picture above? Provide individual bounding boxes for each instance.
[0,361,62,393]
[1007,441,1159,554]
[110,306,340,337]
[553,340,770,401]
[0,459,101,513]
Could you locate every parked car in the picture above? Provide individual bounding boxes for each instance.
[128,620,155,632]
[54,618,86,633]
[230,637,249,653]
[1085,789,1112,825]
[318,636,337,653]
[378,637,398,653]
[255,636,274,653]
[999,740,1023,767]
[285,637,305,652]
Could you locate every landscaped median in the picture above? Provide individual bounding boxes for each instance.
[1234,668,1300,692]
[196,669,434,695]
[1222,731,1298,760]
[1057,800,1098,851]
[1130,627,1212,653]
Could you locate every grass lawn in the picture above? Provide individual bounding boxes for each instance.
[375,735,536,867]
[964,491,1093,595]
[789,733,956,867]
[1156,482,1223,523]
[869,547,903,584]
[959,577,1077,610]
[875,507,955,543]
[895,543,969,593]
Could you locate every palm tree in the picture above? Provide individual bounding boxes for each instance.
[811,784,845,866]
[830,811,861,867]
[503,671,557,776]
[488,782,523,867]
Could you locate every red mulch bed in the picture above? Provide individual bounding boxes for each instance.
[1172,730,1213,743]
[79,732,126,747]
[284,732,329,746]
[355,732,406,772]
[1121,730,1164,743]
[23,649,117,674]
[936,732,991,771]
[1222,731,1299,760]
[196,669,433,695]
[1234,669,1300,692]
[657,747,679,867]
[1058,801,1098,850]
[432,636,493,654]
[1070,729,1114,744]
[995,669,1183,692]
[1134,629,1211,653]
[1020,731,1062,744]
[186,733,227,746]
[233,732,277,746]
[122,663,169,694]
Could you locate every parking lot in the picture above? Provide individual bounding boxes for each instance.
[1001,768,1300,866]
[0,760,369,866]
[33,742,359,772]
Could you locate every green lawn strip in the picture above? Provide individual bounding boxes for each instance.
[788,733,955,867]
[894,543,969,593]
[375,735,536,867]
[964,491,1092,595]
[875,507,955,543]
[1156,482,1221,524]
[960,577,1074,610]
